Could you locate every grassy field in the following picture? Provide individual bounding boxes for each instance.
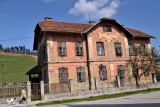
[0,52,37,83]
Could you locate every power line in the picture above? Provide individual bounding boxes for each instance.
[0,36,33,42]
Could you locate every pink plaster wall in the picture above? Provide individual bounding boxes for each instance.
[47,33,88,83]
[87,22,129,81]
[46,22,152,84]
[50,33,87,61]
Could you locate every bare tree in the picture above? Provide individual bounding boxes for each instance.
[151,47,160,81]
[126,45,160,87]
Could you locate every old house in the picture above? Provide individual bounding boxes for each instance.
[27,17,154,92]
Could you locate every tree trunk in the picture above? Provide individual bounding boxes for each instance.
[135,77,140,88]
[134,74,140,88]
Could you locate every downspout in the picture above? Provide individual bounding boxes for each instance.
[81,32,92,90]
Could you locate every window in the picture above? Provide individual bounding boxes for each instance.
[97,42,104,56]
[140,45,146,55]
[77,67,85,82]
[117,65,125,79]
[144,64,149,76]
[59,68,68,83]
[114,43,122,57]
[99,66,107,80]
[103,25,112,32]
[128,44,137,56]
[75,42,83,56]
[58,42,66,56]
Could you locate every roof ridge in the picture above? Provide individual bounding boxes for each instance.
[40,20,92,26]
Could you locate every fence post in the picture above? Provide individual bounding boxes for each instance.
[152,73,157,84]
[27,81,31,102]
[116,76,121,87]
[94,78,99,90]
[40,81,45,100]
[70,79,74,92]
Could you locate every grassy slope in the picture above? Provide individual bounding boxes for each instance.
[0,52,37,83]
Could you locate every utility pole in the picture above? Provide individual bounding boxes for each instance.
[0,59,5,85]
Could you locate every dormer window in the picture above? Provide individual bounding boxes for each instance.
[103,25,112,32]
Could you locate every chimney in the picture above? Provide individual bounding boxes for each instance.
[45,17,53,21]
[89,21,96,25]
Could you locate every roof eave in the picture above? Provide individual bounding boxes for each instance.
[135,36,156,39]
[83,21,100,34]
[41,30,82,34]
[33,24,41,50]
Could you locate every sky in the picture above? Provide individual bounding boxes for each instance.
[0,0,160,50]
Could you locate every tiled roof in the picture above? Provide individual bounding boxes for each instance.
[126,28,154,38]
[26,65,41,75]
[37,19,154,38]
[38,21,92,33]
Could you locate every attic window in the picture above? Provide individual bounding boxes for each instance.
[103,25,112,32]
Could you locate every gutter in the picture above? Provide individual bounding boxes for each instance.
[81,32,92,90]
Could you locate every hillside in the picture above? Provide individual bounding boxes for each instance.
[0,52,37,83]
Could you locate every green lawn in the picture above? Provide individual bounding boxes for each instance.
[37,88,160,106]
[0,53,37,83]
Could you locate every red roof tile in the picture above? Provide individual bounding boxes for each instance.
[38,21,92,33]
[126,28,154,38]
[37,19,154,38]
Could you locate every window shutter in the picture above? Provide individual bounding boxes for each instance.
[103,67,107,80]
[76,42,83,56]
[58,42,62,55]
[141,45,146,55]
[77,67,85,82]
[99,66,103,80]
[144,65,149,76]
[62,42,66,55]
[129,44,137,56]
[75,43,78,55]
[59,68,63,82]
[58,42,66,56]
[118,65,124,79]
[81,68,85,82]
[79,43,83,55]
[64,68,68,82]
[59,68,68,83]
[129,45,133,55]
[115,43,122,57]
[97,42,104,55]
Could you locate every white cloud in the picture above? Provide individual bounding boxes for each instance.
[69,0,120,19]
[42,0,55,3]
